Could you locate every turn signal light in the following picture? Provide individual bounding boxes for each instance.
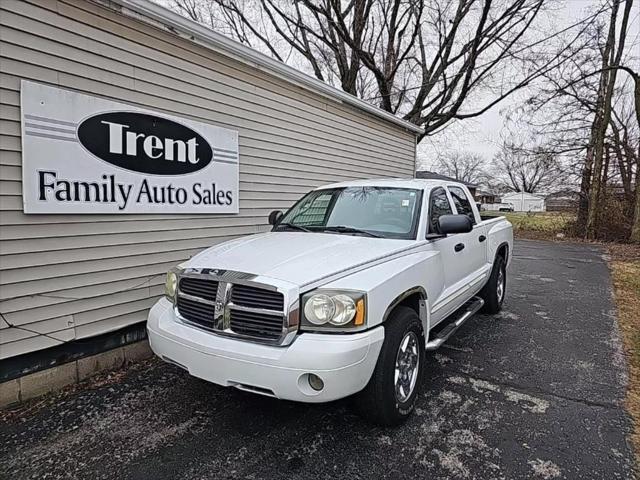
[354,298,365,326]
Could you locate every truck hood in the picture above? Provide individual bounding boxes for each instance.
[186,232,414,287]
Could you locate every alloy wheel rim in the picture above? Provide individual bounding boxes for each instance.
[394,331,420,403]
[496,269,505,303]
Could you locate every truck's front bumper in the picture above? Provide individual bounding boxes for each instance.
[147,298,385,403]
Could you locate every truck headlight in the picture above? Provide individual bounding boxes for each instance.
[164,270,179,303]
[301,290,366,330]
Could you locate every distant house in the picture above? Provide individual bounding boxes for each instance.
[475,189,500,204]
[415,170,478,197]
[501,192,546,212]
[545,190,580,212]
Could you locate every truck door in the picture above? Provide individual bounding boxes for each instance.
[446,185,489,292]
[425,187,471,324]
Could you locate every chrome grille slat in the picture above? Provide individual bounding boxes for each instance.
[228,304,283,316]
[230,324,282,334]
[178,291,215,306]
[180,301,213,315]
[229,314,283,329]
[230,314,283,338]
[230,319,282,330]
[230,328,281,339]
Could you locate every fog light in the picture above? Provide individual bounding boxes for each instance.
[308,373,324,391]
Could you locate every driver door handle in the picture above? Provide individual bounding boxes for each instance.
[454,243,465,252]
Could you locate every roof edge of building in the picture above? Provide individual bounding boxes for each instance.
[415,170,478,188]
[106,0,425,136]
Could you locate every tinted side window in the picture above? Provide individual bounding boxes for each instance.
[448,186,476,224]
[428,187,453,233]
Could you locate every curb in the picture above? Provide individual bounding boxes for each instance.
[0,340,152,409]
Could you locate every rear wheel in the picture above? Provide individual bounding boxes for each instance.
[479,255,506,314]
[355,307,424,426]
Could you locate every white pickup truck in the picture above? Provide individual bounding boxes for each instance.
[147,179,513,425]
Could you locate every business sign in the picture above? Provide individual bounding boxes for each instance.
[21,81,239,214]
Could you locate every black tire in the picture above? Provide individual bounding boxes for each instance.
[355,307,425,426]
[479,255,506,314]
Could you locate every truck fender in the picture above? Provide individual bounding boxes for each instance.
[381,286,430,337]
[492,241,510,266]
[486,218,513,267]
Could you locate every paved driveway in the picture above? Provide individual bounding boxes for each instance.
[0,240,634,479]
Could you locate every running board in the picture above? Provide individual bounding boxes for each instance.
[425,297,484,351]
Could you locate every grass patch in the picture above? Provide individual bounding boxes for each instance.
[484,211,575,240]
[608,243,640,464]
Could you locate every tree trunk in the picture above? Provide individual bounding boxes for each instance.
[602,145,610,190]
[609,120,633,204]
[629,75,640,243]
[577,2,618,236]
[576,141,594,235]
[585,0,628,239]
[631,146,640,243]
[582,79,611,238]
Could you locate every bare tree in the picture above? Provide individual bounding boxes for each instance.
[433,151,487,184]
[169,0,589,140]
[609,102,639,205]
[582,0,635,239]
[500,0,639,242]
[633,156,640,242]
[616,67,640,242]
[491,141,568,193]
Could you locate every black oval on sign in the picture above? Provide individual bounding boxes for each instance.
[77,112,213,175]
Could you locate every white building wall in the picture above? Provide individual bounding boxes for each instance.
[501,193,546,212]
[0,0,417,359]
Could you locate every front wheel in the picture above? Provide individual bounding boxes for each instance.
[479,255,506,314]
[355,307,425,426]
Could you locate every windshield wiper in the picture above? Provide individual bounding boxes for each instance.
[322,226,382,238]
[275,222,312,232]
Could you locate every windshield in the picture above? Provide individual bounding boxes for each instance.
[276,187,423,239]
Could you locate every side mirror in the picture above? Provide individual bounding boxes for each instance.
[268,210,283,226]
[438,214,473,234]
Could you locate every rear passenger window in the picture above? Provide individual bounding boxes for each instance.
[428,187,453,234]
[448,186,476,224]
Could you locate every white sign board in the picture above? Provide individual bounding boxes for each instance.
[21,81,239,214]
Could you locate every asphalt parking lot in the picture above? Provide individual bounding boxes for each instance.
[0,239,634,479]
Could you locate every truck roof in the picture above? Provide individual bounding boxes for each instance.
[315,178,465,190]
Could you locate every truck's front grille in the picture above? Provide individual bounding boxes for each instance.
[229,309,284,340]
[176,296,215,329]
[174,272,291,344]
[230,284,284,311]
